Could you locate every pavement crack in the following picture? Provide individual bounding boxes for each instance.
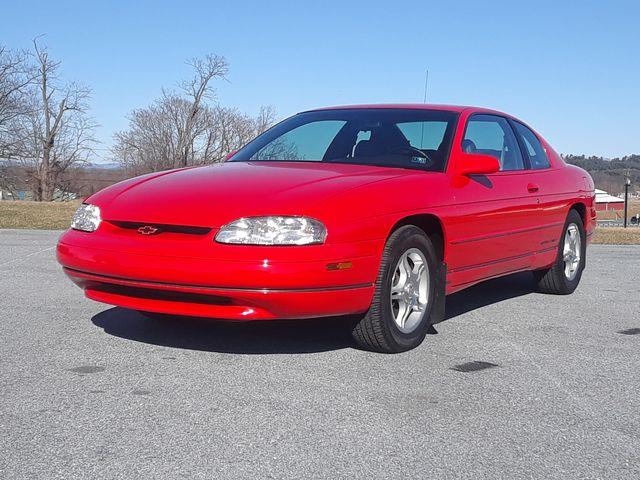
[0,246,55,269]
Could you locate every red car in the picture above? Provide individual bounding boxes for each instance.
[58,105,596,353]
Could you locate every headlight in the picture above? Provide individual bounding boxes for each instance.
[71,204,101,232]
[215,216,326,245]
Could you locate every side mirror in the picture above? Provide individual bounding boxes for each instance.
[456,153,500,176]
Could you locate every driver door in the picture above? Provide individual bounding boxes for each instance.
[446,114,541,289]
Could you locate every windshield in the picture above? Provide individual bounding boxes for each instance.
[231,108,458,171]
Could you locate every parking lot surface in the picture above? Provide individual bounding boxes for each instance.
[1,229,639,479]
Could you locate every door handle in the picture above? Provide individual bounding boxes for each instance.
[527,183,539,193]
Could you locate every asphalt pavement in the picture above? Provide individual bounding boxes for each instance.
[1,229,639,479]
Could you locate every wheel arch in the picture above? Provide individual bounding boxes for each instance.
[570,202,587,225]
[387,213,447,326]
[389,214,446,262]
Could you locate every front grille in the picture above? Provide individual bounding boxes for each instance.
[109,221,212,235]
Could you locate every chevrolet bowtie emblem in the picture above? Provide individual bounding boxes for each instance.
[137,225,160,235]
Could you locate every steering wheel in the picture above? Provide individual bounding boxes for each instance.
[388,146,434,166]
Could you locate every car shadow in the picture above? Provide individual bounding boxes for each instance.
[444,271,537,320]
[91,309,356,354]
[90,272,537,354]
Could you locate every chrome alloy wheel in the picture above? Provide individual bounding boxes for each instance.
[563,223,581,281]
[390,248,429,333]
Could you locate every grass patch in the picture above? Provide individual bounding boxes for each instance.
[0,200,81,229]
[592,227,640,245]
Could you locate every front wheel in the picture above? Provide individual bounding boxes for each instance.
[351,225,437,353]
[534,209,586,295]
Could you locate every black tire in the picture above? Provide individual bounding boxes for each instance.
[351,225,437,353]
[534,209,586,295]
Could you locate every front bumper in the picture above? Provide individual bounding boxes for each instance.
[57,231,379,320]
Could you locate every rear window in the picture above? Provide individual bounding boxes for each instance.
[232,109,459,171]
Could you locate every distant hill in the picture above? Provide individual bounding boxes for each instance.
[563,154,640,195]
[89,162,121,170]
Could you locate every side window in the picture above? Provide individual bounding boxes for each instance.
[253,120,346,161]
[463,114,524,171]
[513,122,550,169]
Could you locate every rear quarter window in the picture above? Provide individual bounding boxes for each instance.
[513,121,550,169]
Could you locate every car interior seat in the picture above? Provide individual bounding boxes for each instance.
[462,139,477,153]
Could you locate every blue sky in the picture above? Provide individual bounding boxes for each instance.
[5,0,639,161]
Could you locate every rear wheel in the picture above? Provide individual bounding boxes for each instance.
[534,209,586,295]
[351,225,437,353]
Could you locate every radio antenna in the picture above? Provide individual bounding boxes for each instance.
[420,69,429,146]
[423,69,429,103]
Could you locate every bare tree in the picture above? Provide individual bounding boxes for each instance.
[200,105,276,162]
[12,39,96,201]
[252,105,277,136]
[174,54,228,168]
[0,46,33,160]
[0,160,25,198]
[113,55,275,175]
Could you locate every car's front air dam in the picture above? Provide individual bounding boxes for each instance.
[63,267,374,320]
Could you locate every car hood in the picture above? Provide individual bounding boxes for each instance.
[93,161,413,227]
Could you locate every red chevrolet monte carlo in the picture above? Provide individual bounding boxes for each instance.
[57,105,596,352]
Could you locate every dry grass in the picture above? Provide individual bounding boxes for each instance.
[0,200,81,230]
[630,199,640,221]
[596,199,640,221]
[592,227,640,245]
[596,210,622,220]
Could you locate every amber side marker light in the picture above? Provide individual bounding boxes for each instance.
[326,261,353,271]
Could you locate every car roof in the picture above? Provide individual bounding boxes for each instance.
[304,103,511,117]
